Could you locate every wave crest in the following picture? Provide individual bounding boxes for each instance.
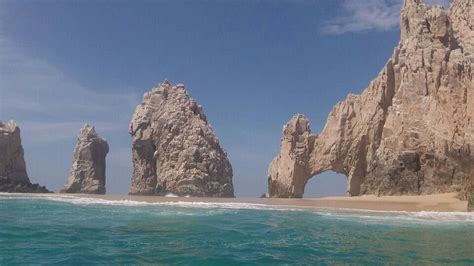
[1,193,473,224]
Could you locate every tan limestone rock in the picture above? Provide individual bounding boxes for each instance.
[268,0,473,198]
[129,81,234,197]
[0,121,50,193]
[62,124,109,194]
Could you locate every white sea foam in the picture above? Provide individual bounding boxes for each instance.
[314,208,474,224]
[1,193,473,224]
[0,193,298,211]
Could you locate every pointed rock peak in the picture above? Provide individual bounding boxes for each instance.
[158,80,187,93]
[80,123,97,138]
[400,0,451,41]
[285,114,310,135]
[81,123,93,130]
[7,120,17,128]
[293,113,306,120]
[1,120,19,133]
[161,79,172,87]
[78,124,107,144]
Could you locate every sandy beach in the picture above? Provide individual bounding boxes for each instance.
[19,192,468,212]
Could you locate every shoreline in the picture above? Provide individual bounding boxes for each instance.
[2,192,469,212]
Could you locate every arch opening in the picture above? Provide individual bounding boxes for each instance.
[302,171,347,198]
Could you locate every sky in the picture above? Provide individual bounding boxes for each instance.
[0,0,450,197]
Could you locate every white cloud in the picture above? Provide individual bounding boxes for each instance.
[321,0,452,35]
[0,37,140,144]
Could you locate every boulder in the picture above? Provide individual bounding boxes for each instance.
[0,176,50,193]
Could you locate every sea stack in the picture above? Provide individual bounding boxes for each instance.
[129,80,234,197]
[0,121,50,192]
[62,124,109,194]
[268,0,473,198]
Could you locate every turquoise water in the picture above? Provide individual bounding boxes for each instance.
[0,194,473,265]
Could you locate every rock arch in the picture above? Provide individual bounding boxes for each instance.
[268,114,364,198]
[268,0,473,198]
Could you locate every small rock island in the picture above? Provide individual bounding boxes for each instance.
[61,124,109,194]
[129,80,234,197]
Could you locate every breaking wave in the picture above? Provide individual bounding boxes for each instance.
[1,193,472,224]
[0,193,297,211]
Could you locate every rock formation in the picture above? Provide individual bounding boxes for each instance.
[62,124,109,194]
[268,0,473,199]
[0,121,50,193]
[129,81,234,197]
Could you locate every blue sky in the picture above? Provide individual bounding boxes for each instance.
[0,0,450,196]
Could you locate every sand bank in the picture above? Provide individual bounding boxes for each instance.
[40,192,468,212]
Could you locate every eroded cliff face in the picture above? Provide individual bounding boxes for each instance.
[62,124,109,194]
[129,81,234,197]
[269,0,473,198]
[0,121,50,193]
[0,121,28,182]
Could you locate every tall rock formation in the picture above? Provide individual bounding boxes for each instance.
[0,121,49,192]
[129,81,234,197]
[0,120,28,182]
[62,124,109,194]
[268,0,473,199]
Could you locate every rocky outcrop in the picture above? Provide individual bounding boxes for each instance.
[268,115,314,198]
[268,0,473,199]
[129,81,234,197]
[0,121,50,193]
[0,177,50,193]
[61,124,109,194]
[0,121,28,182]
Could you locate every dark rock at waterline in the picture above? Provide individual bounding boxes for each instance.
[0,177,51,193]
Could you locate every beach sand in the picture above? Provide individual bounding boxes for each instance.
[29,192,468,212]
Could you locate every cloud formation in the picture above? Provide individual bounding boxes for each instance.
[321,0,451,35]
[0,37,139,144]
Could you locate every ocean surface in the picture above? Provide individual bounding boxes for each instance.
[0,194,473,265]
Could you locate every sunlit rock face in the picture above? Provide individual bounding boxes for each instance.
[0,121,50,193]
[129,81,234,197]
[269,0,473,198]
[62,124,109,194]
